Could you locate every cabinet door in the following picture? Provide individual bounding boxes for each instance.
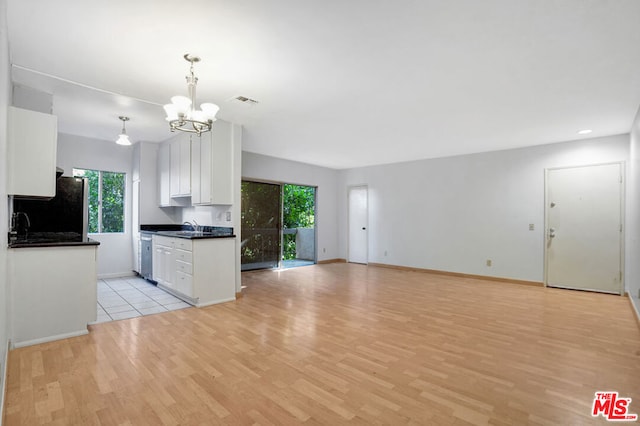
[152,244,164,284]
[179,135,191,195]
[164,247,174,288]
[158,143,171,206]
[191,136,202,204]
[211,121,233,204]
[7,107,58,197]
[169,139,181,197]
[198,133,212,205]
[193,121,233,206]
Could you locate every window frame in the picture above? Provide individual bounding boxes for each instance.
[72,168,126,235]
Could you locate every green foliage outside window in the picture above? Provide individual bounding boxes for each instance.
[282,184,315,260]
[102,172,125,232]
[73,168,125,233]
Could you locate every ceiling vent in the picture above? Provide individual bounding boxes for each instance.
[229,95,259,107]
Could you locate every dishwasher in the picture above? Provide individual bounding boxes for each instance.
[140,233,155,283]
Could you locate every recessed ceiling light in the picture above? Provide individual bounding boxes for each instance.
[577,129,592,135]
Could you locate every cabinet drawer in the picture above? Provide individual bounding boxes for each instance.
[175,238,193,251]
[174,248,192,263]
[175,271,193,297]
[153,235,175,248]
[176,259,193,274]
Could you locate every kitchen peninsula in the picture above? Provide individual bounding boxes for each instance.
[140,225,236,307]
[8,238,100,348]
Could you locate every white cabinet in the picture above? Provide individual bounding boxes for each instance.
[152,235,175,288]
[152,235,235,306]
[9,245,98,347]
[7,106,58,197]
[191,120,234,205]
[158,143,172,207]
[170,133,191,198]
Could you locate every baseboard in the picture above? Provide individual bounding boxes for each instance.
[368,262,544,287]
[0,339,10,425]
[97,272,137,280]
[627,292,640,330]
[13,329,89,349]
[196,297,237,308]
[317,258,347,264]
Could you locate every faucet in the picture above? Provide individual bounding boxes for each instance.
[11,212,31,237]
[183,220,200,232]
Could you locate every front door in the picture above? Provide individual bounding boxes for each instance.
[545,163,624,294]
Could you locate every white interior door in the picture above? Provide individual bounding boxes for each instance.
[545,163,624,294]
[348,186,368,264]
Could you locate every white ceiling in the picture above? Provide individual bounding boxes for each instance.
[6,0,640,169]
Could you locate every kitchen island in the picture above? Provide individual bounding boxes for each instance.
[8,238,100,347]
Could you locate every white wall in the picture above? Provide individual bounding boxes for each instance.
[628,108,640,318]
[56,133,134,278]
[0,0,11,415]
[242,151,340,261]
[339,134,630,283]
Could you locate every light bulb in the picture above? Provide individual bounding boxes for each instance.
[116,134,131,146]
[171,96,192,115]
[163,104,178,121]
[200,103,220,121]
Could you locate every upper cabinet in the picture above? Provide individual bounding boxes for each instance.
[157,120,236,207]
[191,120,234,205]
[7,107,58,197]
[158,143,172,207]
[170,133,191,198]
[158,133,191,207]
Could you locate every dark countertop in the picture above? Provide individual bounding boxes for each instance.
[9,232,100,249]
[140,224,235,239]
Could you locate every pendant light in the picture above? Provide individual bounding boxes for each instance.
[164,54,219,135]
[116,116,132,146]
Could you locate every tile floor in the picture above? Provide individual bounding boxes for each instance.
[95,276,191,323]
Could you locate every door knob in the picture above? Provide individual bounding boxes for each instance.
[549,228,556,238]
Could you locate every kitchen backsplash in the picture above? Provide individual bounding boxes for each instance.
[180,205,233,228]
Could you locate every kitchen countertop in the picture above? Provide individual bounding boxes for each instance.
[8,232,100,248]
[140,224,235,239]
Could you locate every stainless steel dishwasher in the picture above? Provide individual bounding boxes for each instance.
[140,233,155,283]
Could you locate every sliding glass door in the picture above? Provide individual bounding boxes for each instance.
[240,181,282,271]
[241,181,317,271]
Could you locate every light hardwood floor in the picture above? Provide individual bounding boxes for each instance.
[4,263,640,425]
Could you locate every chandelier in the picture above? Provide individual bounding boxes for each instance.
[115,116,132,146]
[164,54,220,135]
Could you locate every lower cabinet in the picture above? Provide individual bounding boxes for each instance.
[152,235,175,288]
[152,235,235,306]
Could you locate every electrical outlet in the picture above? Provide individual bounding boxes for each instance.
[529,223,535,231]
[384,250,388,256]
[486,259,492,267]
[323,248,326,253]
[226,211,231,221]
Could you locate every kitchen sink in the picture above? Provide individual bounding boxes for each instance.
[174,230,205,236]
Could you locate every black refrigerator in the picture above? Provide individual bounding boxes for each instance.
[11,176,89,241]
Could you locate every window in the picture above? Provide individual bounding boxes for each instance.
[73,168,125,233]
